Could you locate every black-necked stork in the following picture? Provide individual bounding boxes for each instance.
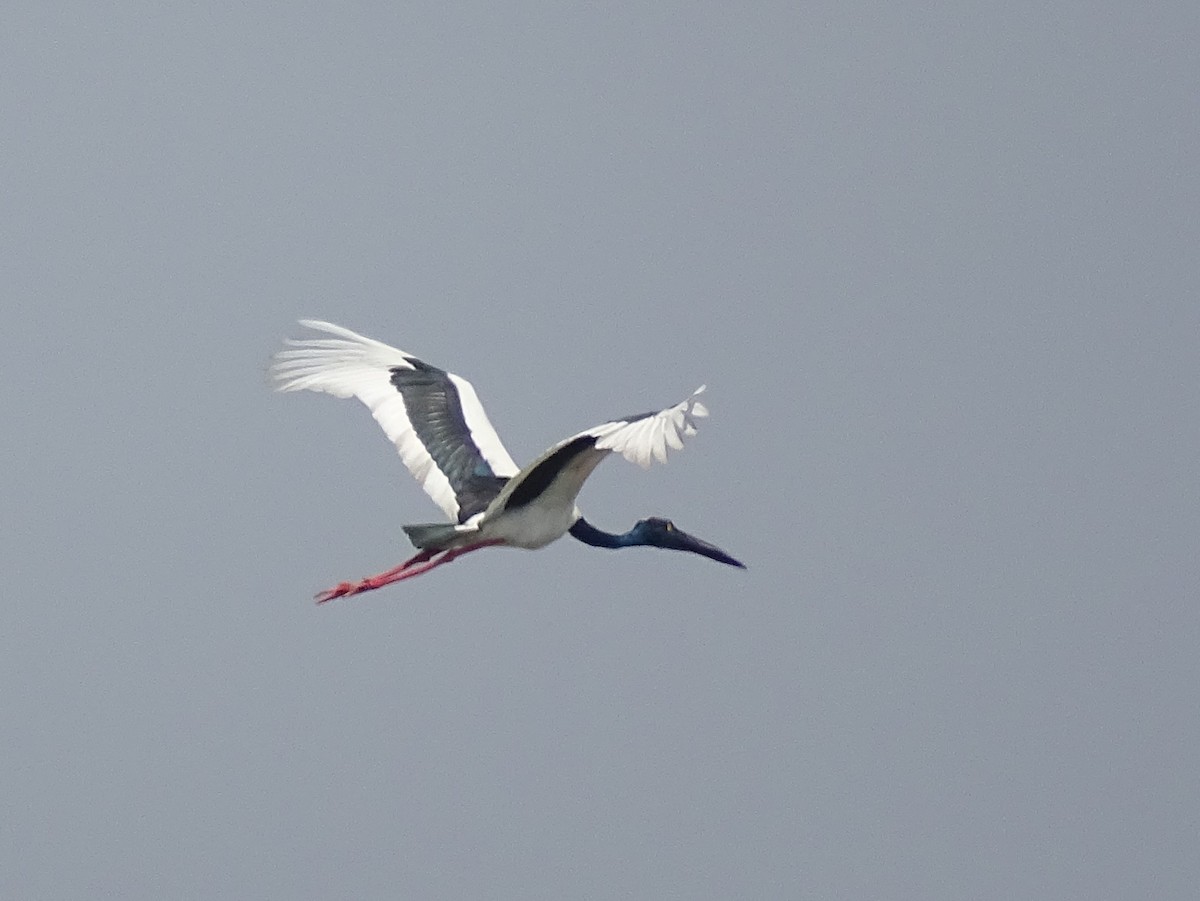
[272,320,745,601]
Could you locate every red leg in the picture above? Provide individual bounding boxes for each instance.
[314,547,435,603]
[314,539,505,603]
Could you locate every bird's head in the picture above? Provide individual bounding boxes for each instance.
[629,517,746,568]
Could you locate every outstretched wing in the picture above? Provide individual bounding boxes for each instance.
[271,320,520,523]
[588,386,709,468]
[489,387,709,516]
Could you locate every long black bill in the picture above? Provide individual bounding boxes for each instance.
[671,528,746,569]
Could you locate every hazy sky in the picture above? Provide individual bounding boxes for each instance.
[3,3,1198,899]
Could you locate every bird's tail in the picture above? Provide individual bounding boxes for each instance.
[402,522,469,550]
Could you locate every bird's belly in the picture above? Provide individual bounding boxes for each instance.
[485,503,574,550]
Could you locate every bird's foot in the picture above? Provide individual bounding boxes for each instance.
[315,573,400,602]
[314,581,362,603]
[313,550,438,603]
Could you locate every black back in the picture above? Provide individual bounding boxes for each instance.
[503,434,598,510]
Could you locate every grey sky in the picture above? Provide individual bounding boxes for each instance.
[3,3,1197,899]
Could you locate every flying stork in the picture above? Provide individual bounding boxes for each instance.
[271,320,745,601]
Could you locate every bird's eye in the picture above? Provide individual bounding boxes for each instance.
[665,521,674,531]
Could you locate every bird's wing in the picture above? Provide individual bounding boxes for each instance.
[488,387,709,516]
[271,320,520,522]
[585,386,709,468]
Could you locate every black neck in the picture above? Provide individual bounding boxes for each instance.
[568,516,628,549]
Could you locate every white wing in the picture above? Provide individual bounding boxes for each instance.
[271,320,519,522]
[586,386,709,468]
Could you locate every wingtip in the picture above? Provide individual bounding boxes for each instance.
[295,318,343,334]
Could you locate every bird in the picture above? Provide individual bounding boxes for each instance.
[271,320,745,601]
